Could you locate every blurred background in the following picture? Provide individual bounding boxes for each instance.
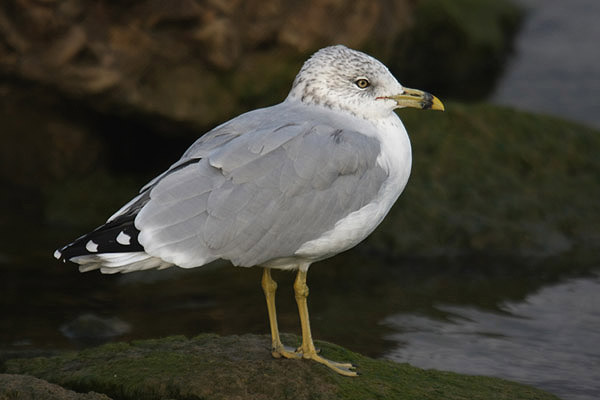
[0,0,598,399]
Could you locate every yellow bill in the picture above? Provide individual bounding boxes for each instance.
[380,87,445,111]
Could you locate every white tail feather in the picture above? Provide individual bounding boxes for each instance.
[71,252,174,274]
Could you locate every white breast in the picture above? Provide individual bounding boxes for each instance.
[294,114,412,261]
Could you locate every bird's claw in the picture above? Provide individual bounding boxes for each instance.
[271,344,302,359]
[271,343,357,376]
[303,351,358,376]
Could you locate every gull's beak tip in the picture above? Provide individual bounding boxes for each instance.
[430,95,445,111]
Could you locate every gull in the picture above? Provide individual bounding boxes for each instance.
[54,45,444,376]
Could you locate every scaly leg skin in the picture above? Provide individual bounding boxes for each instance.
[293,268,358,377]
[261,268,301,359]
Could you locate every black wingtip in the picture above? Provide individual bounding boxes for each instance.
[54,215,144,263]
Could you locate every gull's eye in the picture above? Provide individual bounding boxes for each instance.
[355,78,370,89]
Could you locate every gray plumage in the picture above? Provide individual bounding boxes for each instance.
[56,44,420,274]
[135,104,388,269]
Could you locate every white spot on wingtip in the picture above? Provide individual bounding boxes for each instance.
[116,231,131,246]
[54,249,62,259]
[86,240,99,253]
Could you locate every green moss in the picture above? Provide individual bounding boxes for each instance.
[371,103,600,261]
[5,334,560,400]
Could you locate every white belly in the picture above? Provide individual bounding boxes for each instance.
[294,115,412,263]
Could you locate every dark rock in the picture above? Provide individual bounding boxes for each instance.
[60,313,131,344]
[0,373,112,400]
[0,0,416,127]
[391,0,523,100]
[0,83,103,190]
[372,103,600,261]
[0,0,525,191]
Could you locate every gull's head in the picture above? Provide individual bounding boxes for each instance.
[287,45,444,120]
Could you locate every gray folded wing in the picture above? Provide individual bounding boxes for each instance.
[134,106,388,268]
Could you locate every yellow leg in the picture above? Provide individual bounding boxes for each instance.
[293,269,358,376]
[261,268,301,359]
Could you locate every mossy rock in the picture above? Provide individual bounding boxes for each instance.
[392,0,523,100]
[371,103,600,261]
[4,334,559,400]
[0,374,111,400]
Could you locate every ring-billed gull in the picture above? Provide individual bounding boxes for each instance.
[54,45,444,376]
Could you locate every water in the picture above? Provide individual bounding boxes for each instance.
[384,274,600,400]
[492,0,600,129]
[462,3,600,395]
